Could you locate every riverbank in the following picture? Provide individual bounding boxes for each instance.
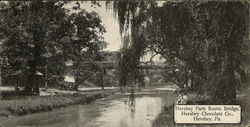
[0,91,175,127]
[0,90,114,118]
[152,91,250,127]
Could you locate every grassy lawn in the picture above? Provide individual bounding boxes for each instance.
[0,91,112,117]
[152,91,250,127]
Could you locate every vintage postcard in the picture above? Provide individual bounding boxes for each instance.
[0,0,249,127]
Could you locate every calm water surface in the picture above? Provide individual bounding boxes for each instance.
[0,93,175,127]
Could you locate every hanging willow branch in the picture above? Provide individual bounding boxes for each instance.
[106,0,157,87]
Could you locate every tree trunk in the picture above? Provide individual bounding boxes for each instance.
[100,69,104,90]
[0,66,2,100]
[73,83,78,91]
[212,54,236,104]
[44,65,48,90]
[24,68,35,94]
[14,76,20,92]
[24,76,33,94]
[224,55,236,104]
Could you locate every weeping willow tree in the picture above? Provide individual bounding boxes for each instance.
[108,1,157,89]
[109,1,249,104]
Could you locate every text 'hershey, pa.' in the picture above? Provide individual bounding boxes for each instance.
[174,105,241,124]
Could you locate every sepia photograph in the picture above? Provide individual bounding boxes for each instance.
[0,0,249,127]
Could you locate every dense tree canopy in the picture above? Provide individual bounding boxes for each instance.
[111,1,249,104]
[0,1,106,93]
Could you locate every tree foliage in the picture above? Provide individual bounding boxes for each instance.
[0,1,106,92]
[110,1,157,87]
[111,1,249,103]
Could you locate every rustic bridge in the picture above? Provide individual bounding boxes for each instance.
[88,61,169,70]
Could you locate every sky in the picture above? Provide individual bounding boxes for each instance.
[65,1,165,62]
[65,1,121,51]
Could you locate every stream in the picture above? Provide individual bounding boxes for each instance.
[0,91,176,127]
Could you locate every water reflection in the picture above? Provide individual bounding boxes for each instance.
[88,94,173,127]
[129,90,136,113]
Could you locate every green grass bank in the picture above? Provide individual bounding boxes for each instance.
[0,91,113,118]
